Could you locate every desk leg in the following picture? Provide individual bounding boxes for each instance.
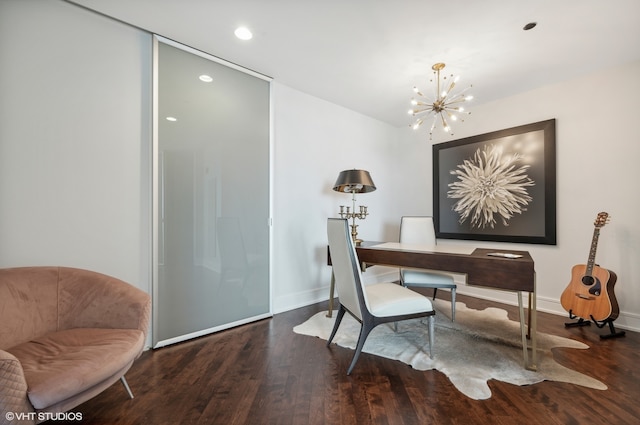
[518,290,538,371]
[527,296,532,339]
[530,274,538,370]
[517,292,529,369]
[327,270,335,318]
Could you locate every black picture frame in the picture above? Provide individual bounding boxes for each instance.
[433,119,556,245]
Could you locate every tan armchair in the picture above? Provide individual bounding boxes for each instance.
[0,267,151,425]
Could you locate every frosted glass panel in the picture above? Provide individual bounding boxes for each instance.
[153,38,270,347]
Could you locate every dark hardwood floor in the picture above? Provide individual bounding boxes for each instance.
[48,292,640,424]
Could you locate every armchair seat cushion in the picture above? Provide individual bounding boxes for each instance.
[7,328,145,410]
[366,283,433,317]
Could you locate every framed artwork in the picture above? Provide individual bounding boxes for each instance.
[433,119,556,245]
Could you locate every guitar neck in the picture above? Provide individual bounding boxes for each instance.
[586,227,601,275]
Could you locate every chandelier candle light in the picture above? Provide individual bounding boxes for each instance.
[333,169,376,245]
[409,62,473,140]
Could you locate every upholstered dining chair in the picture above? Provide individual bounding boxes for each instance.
[399,216,457,321]
[326,218,435,375]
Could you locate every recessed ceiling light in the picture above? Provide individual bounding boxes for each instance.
[199,74,213,82]
[166,117,177,122]
[523,22,537,31]
[234,26,253,40]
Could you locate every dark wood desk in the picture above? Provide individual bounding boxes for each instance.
[327,241,537,370]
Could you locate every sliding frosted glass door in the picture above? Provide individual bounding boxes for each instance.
[153,37,271,347]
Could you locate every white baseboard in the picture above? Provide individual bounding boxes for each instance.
[453,280,640,334]
[274,268,639,334]
[273,286,328,314]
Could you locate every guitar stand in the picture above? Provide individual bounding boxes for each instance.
[564,317,591,328]
[565,310,625,339]
[590,315,626,339]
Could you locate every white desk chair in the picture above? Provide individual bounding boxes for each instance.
[326,218,435,375]
[400,216,457,321]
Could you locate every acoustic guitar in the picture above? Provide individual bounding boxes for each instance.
[560,212,620,323]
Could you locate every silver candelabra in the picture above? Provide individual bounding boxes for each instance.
[338,193,369,245]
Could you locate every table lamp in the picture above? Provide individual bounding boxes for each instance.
[333,169,376,245]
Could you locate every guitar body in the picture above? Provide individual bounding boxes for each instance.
[561,263,619,322]
[560,212,621,324]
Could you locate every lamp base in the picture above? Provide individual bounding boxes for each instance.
[349,223,361,246]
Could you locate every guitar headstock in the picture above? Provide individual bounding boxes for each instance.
[594,211,610,228]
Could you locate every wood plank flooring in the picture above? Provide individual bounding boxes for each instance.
[47,292,640,425]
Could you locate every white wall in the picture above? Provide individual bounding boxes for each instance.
[395,61,640,331]
[0,0,404,323]
[272,62,640,332]
[271,82,405,311]
[0,0,152,292]
[2,1,638,334]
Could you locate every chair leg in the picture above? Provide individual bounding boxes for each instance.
[120,376,134,399]
[451,288,456,322]
[327,306,346,345]
[427,315,435,358]
[347,322,374,375]
[432,288,438,300]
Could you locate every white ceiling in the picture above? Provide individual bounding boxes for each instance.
[69,0,640,127]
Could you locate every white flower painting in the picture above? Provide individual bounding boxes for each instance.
[447,144,535,229]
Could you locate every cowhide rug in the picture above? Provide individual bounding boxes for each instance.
[293,299,606,400]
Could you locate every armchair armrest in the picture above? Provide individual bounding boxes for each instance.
[0,349,35,425]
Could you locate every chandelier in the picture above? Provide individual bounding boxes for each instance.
[409,63,473,140]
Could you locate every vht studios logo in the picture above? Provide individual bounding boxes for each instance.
[5,411,83,422]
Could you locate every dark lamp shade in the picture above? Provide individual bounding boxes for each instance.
[333,169,376,193]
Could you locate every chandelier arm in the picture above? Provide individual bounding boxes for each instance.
[452,85,473,97]
[445,88,472,104]
[428,115,438,140]
[446,97,469,105]
[444,79,457,97]
[440,112,449,129]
